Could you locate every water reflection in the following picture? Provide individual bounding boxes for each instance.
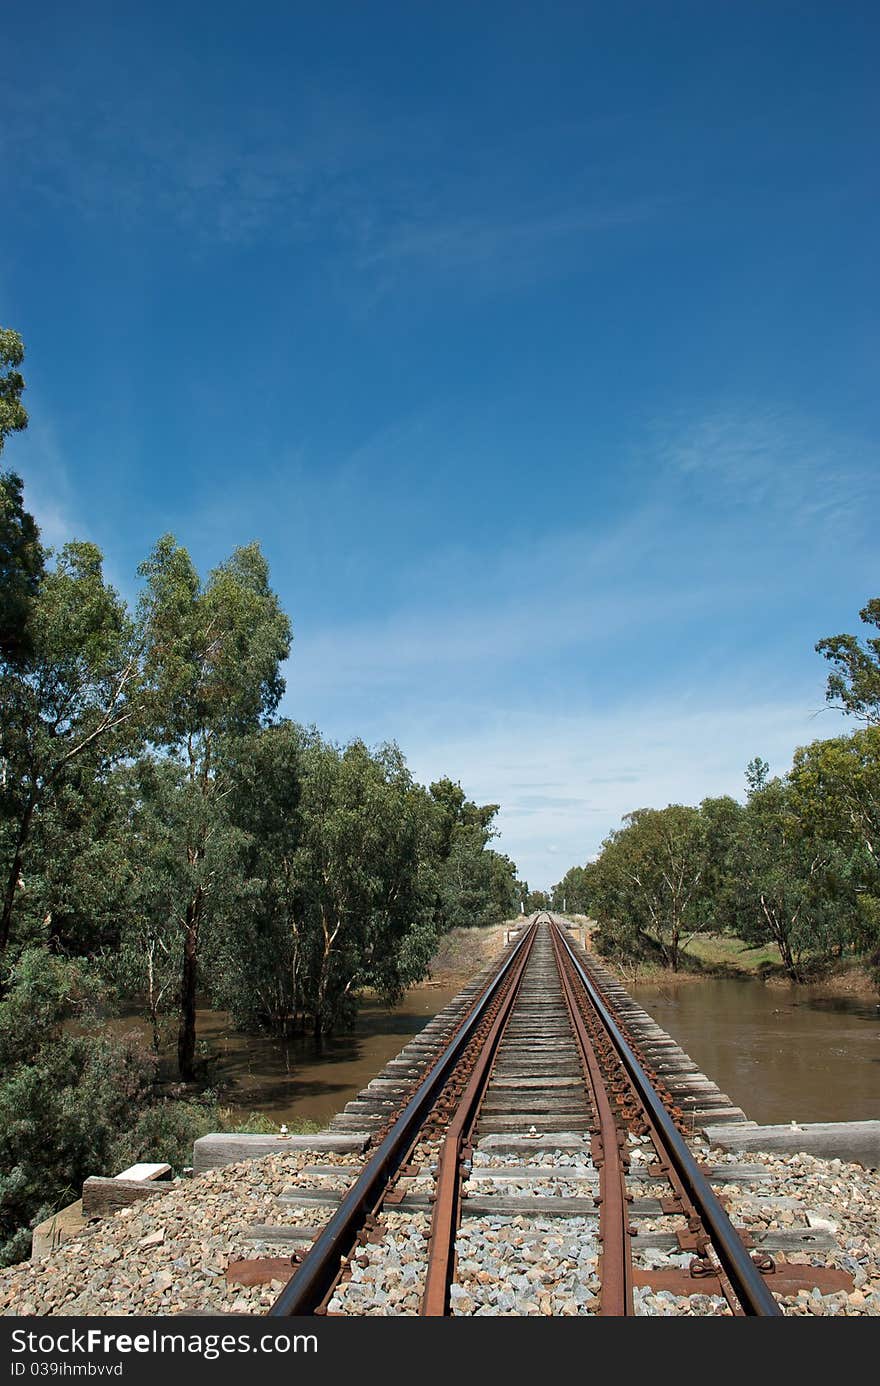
[182,983,461,1127]
[110,974,879,1131]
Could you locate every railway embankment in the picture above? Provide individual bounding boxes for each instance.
[2,918,878,1317]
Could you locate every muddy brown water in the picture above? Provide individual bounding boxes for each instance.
[629,976,880,1126]
[112,974,878,1131]
[120,983,462,1129]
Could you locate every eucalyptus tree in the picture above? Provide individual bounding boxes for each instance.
[438,827,519,929]
[0,541,140,958]
[734,774,847,980]
[0,328,27,455]
[109,758,200,1054]
[550,866,591,914]
[788,728,880,957]
[428,776,515,929]
[0,329,35,661]
[429,777,499,854]
[291,738,440,1037]
[789,729,880,869]
[136,536,291,1078]
[16,760,138,959]
[208,720,310,1035]
[524,887,551,913]
[587,805,710,970]
[0,941,214,1267]
[0,471,43,665]
[816,598,880,724]
[695,794,746,935]
[0,947,154,1267]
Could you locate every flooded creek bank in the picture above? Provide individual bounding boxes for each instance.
[108,958,878,1132]
[165,982,463,1128]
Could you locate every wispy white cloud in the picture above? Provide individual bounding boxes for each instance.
[1,61,659,306]
[399,696,852,889]
[275,400,873,886]
[283,550,718,699]
[654,405,880,537]
[1,68,383,249]
[359,201,658,275]
[8,380,870,898]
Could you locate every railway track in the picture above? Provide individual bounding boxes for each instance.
[267,915,795,1317]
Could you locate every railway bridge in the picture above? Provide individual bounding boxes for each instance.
[7,915,876,1318]
[191,914,864,1316]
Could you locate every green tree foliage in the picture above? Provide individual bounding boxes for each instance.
[0,471,44,665]
[0,329,37,661]
[0,329,27,455]
[0,948,218,1266]
[429,778,515,928]
[695,794,746,935]
[564,764,870,981]
[524,888,551,912]
[745,756,770,794]
[0,542,140,958]
[284,738,441,1036]
[136,536,292,1077]
[438,829,518,930]
[550,865,590,913]
[733,774,848,980]
[816,598,880,725]
[111,757,217,1055]
[0,950,152,1266]
[13,763,137,959]
[207,731,520,1033]
[789,730,880,871]
[207,721,308,1035]
[789,728,880,959]
[585,805,711,970]
[429,777,498,853]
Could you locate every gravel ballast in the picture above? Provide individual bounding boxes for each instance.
[1,1141,877,1317]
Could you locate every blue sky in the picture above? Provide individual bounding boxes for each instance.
[2,2,878,887]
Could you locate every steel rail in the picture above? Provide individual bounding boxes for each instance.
[420,922,536,1315]
[550,920,782,1316]
[549,921,633,1315]
[268,920,539,1317]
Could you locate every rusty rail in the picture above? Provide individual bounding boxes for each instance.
[550,919,782,1317]
[270,913,781,1318]
[549,922,633,1314]
[268,920,538,1317]
[420,921,536,1314]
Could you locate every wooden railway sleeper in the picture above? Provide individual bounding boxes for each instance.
[550,920,781,1317]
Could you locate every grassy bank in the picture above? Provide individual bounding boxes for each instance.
[588,924,879,998]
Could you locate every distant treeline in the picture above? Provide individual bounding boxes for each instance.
[552,603,880,982]
[0,329,520,1264]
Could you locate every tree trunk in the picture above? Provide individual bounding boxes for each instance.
[177,888,202,1080]
[0,799,35,958]
[779,934,800,983]
[147,944,160,1054]
[313,982,327,1039]
[772,912,798,981]
[669,918,680,972]
[314,906,334,1039]
[780,941,795,980]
